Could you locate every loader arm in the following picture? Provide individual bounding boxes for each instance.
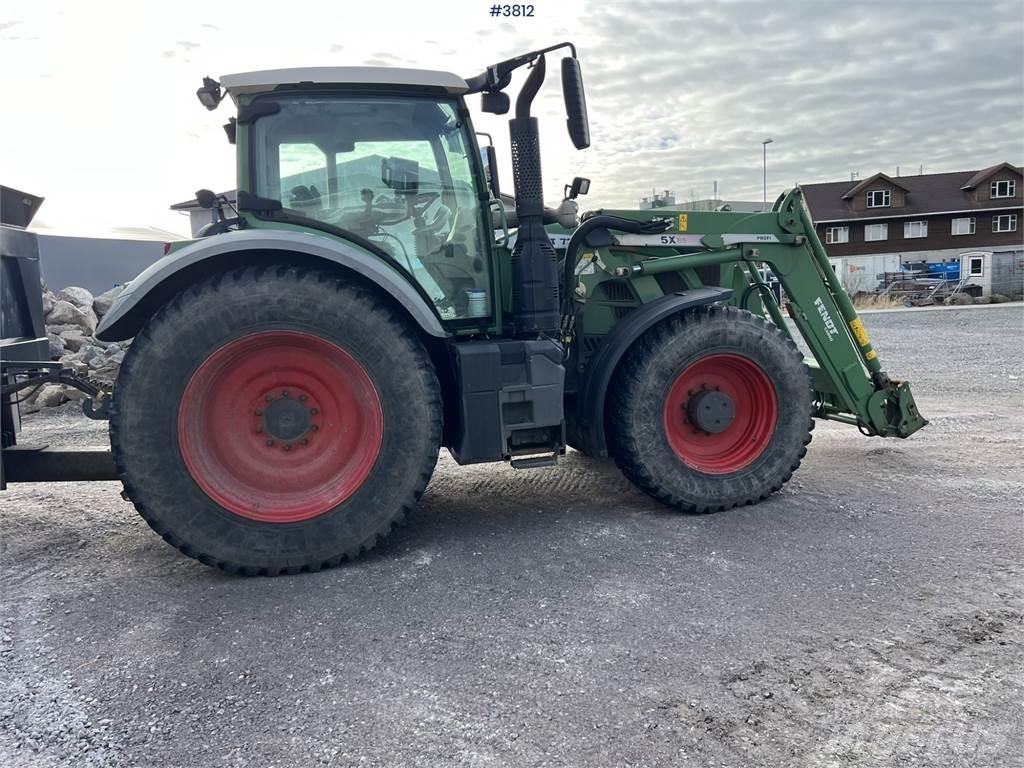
[569,188,927,439]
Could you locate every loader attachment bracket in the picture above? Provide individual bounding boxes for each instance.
[867,381,927,438]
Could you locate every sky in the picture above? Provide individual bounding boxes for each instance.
[1,0,1022,238]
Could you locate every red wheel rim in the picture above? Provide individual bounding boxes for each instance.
[177,331,383,523]
[663,353,777,475]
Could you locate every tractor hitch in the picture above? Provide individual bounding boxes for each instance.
[1,361,111,420]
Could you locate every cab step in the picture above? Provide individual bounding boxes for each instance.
[510,453,558,470]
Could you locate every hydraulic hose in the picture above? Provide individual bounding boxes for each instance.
[560,215,671,315]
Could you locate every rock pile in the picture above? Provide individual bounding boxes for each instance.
[21,285,128,413]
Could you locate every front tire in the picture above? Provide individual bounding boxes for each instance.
[608,305,813,512]
[110,266,442,575]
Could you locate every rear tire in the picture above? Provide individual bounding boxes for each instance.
[110,266,442,575]
[608,305,813,512]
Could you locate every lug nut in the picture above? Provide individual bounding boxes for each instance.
[309,407,319,415]
[283,444,292,452]
[255,425,263,433]
[300,438,308,445]
[311,424,320,432]
[282,390,290,398]
[254,408,263,416]
[265,395,273,403]
[266,439,275,446]
[299,394,308,402]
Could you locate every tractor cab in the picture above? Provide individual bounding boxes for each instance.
[213,68,496,322]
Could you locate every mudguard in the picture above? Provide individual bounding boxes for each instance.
[568,286,733,458]
[95,229,448,341]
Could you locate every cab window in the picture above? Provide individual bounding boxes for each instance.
[253,97,491,322]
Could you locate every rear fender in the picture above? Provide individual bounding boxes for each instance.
[95,229,448,341]
[568,287,732,458]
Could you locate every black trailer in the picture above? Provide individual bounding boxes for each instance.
[1,222,117,488]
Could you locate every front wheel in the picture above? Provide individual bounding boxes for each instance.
[608,306,813,512]
[109,266,442,575]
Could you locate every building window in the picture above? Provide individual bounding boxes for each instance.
[991,179,1016,198]
[968,256,984,276]
[866,189,891,208]
[904,220,928,239]
[864,223,888,241]
[993,214,1018,233]
[951,217,976,235]
[825,226,849,244]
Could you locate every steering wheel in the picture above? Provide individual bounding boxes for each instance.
[409,192,448,232]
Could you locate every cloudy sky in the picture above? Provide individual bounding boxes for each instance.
[1,0,1021,237]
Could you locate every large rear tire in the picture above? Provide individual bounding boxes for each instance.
[109,266,442,575]
[608,305,813,512]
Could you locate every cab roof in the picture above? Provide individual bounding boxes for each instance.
[219,67,469,103]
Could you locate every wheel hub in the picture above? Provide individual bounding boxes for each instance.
[686,389,735,434]
[259,391,314,444]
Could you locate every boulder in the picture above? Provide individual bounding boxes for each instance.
[41,289,56,317]
[62,386,87,403]
[90,363,120,386]
[46,300,97,335]
[47,333,65,360]
[34,384,67,408]
[946,293,973,306]
[57,286,95,310]
[973,296,992,305]
[989,293,1010,304]
[93,285,126,318]
[60,332,93,353]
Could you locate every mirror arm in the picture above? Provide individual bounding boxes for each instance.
[464,41,577,94]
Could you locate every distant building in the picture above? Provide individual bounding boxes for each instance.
[685,199,766,213]
[1,184,168,294]
[639,190,676,209]
[802,162,1023,293]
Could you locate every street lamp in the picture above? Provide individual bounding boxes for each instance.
[762,137,774,205]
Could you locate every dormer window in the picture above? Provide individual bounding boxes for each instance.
[991,179,1016,198]
[866,189,890,208]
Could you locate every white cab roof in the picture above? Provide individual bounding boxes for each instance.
[220,67,469,103]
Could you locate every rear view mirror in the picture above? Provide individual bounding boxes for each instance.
[561,57,590,150]
[565,177,590,199]
[381,157,419,194]
[195,189,217,209]
[481,91,510,115]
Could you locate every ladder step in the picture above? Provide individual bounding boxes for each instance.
[510,453,558,470]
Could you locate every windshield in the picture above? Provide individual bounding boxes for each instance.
[253,96,491,321]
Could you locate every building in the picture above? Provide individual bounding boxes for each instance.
[802,162,1023,294]
[1,184,169,294]
[686,198,766,213]
[639,190,676,209]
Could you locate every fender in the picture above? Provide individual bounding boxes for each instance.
[95,229,448,341]
[568,286,733,458]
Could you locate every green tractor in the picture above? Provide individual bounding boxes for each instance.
[80,44,924,573]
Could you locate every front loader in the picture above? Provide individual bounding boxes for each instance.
[0,44,926,574]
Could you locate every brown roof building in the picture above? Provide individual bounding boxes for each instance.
[801,162,1022,261]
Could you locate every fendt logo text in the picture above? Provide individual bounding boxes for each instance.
[814,297,840,340]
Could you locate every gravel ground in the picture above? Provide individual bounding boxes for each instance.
[2,305,1022,768]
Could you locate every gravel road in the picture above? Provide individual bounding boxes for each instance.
[2,305,1022,768]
